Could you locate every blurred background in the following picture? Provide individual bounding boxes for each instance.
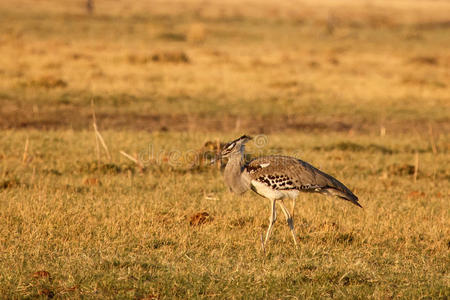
[1,1,449,298]
[1,0,449,135]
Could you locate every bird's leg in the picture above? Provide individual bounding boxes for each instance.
[278,201,298,247]
[291,199,296,219]
[264,199,277,246]
[260,232,265,255]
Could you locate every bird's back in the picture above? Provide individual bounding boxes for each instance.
[245,155,361,207]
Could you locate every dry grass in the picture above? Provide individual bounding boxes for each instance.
[0,131,448,298]
[0,0,449,298]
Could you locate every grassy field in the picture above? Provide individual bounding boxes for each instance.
[0,0,449,298]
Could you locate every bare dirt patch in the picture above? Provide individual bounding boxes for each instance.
[189,212,212,226]
[32,271,52,281]
[1,105,448,135]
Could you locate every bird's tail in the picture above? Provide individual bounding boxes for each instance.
[325,187,362,208]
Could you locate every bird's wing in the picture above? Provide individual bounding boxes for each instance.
[245,155,361,207]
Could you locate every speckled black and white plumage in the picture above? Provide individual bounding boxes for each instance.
[245,155,361,207]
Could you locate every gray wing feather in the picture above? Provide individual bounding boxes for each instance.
[246,155,361,207]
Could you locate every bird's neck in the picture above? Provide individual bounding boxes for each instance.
[230,150,245,166]
[224,150,249,194]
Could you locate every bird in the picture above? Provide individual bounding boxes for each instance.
[214,135,362,249]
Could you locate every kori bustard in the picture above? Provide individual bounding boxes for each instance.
[215,135,361,248]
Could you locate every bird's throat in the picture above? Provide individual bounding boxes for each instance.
[224,152,248,194]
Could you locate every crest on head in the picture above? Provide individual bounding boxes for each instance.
[220,135,252,157]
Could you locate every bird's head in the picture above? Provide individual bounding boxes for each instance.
[220,135,252,158]
[210,135,252,164]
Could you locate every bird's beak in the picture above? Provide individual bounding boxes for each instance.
[209,154,221,165]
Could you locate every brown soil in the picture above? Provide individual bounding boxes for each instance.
[1,105,448,135]
[189,212,212,226]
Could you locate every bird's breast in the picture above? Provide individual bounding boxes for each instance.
[250,180,299,200]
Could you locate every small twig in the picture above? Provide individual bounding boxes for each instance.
[22,136,29,164]
[119,151,139,165]
[94,123,111,161]
[216,138,221,169]
[91,98,111,161]
[413,151,419,183]
[91,98,100,161]
[120,150,145,170]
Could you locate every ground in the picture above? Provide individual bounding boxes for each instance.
[0,0,449,298]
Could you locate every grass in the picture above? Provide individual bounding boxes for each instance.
[0,131,448,298]
[0,0,449,298]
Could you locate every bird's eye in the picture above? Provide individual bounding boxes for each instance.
[221,142,235,155]
[226,143,235,150]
